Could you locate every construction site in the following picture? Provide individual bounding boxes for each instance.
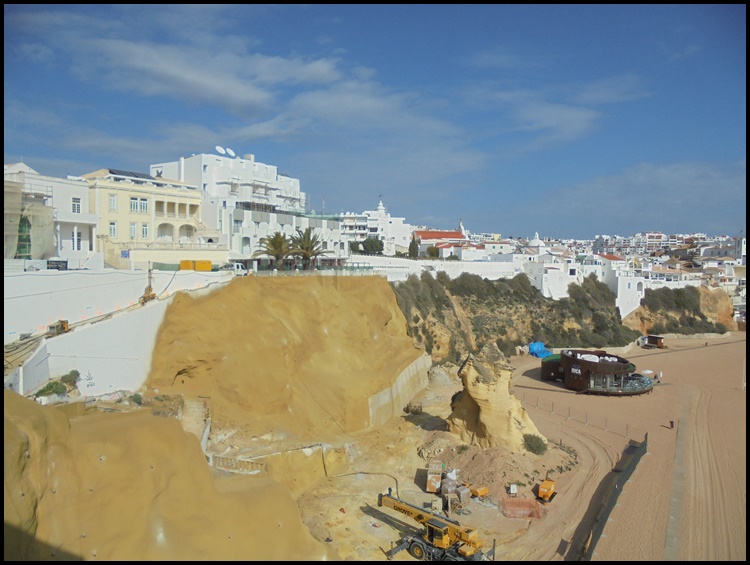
[5,273,746,561]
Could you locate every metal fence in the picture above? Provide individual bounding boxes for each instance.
[518,391,647,442]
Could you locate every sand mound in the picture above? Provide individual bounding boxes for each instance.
[146,275,423,441]
[4,390,327,561]
[446,345,546,451]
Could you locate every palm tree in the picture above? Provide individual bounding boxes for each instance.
[291,227,328,270]
[253,231,292,270]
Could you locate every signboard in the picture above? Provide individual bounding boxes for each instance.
[121,250,130,258]
[47,259,68,270]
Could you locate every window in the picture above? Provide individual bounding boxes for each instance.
[72,197,81,214]
[139,198,148,213]
[71,230,82,251]
[130,222,137,239]
[130,197,138,212]
[109,221,117,238]
[141,223,149,239]
[109,194,117,211]
[233,220,242,234]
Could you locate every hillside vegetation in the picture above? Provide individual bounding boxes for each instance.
[391,272,732,363]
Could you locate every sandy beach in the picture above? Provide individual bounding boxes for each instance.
[505,332,746,561]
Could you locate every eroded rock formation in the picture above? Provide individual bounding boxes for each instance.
[446,344,546,451]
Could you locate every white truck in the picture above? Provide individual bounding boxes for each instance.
[220,262,249,277]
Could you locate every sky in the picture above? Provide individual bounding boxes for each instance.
[4,5,746,240]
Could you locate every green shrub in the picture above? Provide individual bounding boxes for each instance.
[129,393,143,406]
[523,434,548,455]
[34,381,68,397]
[60,369,80,388]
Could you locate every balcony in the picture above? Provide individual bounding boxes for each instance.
[54,209,98,225]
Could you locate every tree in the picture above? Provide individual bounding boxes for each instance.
[408,233,419,259]
[291,227,328,270]
[426,245,439,259]
[361,237,384,255]
[252,231,292,269]
[349,241,361,254]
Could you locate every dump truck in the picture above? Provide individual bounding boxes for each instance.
[537,478,557,503]
[377,488,495,561]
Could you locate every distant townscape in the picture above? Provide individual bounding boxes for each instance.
[4,150,746,323]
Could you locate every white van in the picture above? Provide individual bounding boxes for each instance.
[221,262,249,277]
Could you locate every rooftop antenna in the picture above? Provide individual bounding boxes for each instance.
[226,147,236,158]
[215,145,226,155]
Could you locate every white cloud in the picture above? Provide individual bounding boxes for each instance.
[571,74,651,105]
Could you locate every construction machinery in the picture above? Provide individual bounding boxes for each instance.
[537,478,557,503]
[139,264,156,305]
[377,488,495,561]
[46,319,69,336]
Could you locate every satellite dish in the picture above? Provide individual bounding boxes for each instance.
[215,145,226,155]
[226,147,235,157]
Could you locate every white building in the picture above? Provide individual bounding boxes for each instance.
[4,163,101,269]
[339,200,413,256]
[150,151,347,262]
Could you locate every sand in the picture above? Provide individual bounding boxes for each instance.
[295,332,745,561]
[4,272,745,561]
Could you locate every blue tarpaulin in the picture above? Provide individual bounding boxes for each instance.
[529,341,552,358]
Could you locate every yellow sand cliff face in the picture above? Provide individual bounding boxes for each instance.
[4,390,328,561]
[446,352,546,451]
[146,275,423,439]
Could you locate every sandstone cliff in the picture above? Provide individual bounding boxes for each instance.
[446,344,546,451]
[622,284,737,334]
[146,275,424,440]
[4,390,328,561]
[391,272,735,365]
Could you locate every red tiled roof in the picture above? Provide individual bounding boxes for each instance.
[596,253,625,262]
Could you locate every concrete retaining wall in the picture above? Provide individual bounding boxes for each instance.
[4,269,233,345]
[368,352,432,429]
[12,297,172,397]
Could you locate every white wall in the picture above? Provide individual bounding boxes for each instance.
[616,276,645,318]
[8,280,230,397]
[13,298,171,396]
[347,254,520,282]
[4,269,232,344]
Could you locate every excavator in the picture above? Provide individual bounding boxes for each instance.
[377,488,496,561]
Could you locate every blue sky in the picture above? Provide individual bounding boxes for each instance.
[4,5,746,240]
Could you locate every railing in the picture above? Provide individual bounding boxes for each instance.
[253,267,382,278]
[113,241,227,251]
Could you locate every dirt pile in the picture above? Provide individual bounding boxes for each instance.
[4,390,328,561]
[146,275,424,442]
[446,345,546,451]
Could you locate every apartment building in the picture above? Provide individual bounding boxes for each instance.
[82,168,220,269]
[150,152,347,263]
